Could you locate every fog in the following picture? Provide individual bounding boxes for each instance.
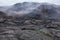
[0,0,60,6]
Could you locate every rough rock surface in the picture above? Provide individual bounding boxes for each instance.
[0,18,60,40]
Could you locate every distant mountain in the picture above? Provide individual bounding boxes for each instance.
[5,2,40,14]
[19,3,60,21]
[0,2,60,21]
[0,2,60,14]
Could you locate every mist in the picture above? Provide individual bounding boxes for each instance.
[0,0,60,6]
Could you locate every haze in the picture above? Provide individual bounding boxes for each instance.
[0,0,60,6]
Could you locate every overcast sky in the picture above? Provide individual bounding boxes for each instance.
[0,0,60,6]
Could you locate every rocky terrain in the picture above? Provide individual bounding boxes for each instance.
[0,2,60,40]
